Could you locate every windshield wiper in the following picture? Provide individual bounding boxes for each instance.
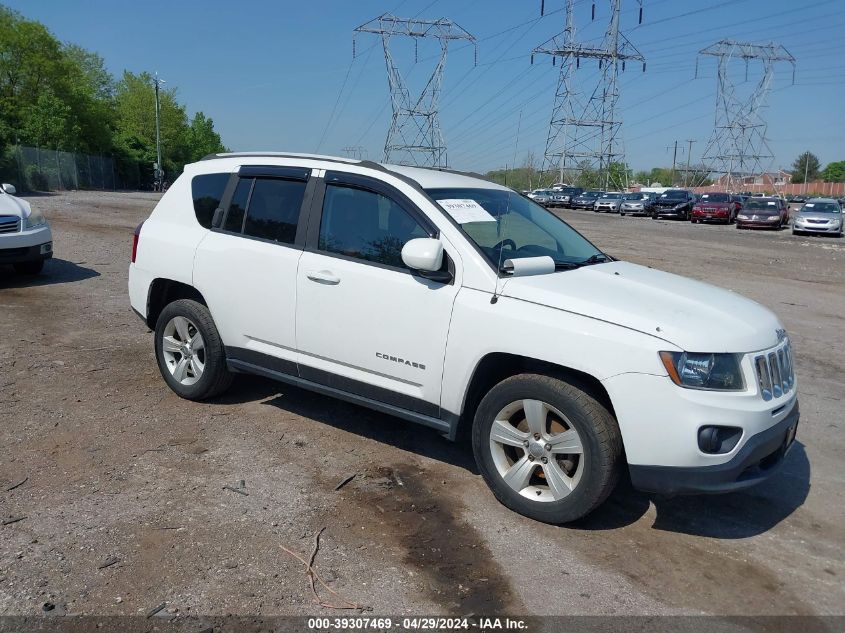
[579,253,612,265]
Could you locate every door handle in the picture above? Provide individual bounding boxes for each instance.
[306,270,340,285]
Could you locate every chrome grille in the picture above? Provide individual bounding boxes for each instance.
[754,339,794,401]
[0,215,20,234]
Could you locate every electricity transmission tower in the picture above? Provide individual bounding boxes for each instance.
[696,40,795,190]
[353,14,476,167]
[341,146,367,160]
[533,0,644,190]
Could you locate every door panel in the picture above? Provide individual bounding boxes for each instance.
[194,232,302,364]
[296,251,457,413]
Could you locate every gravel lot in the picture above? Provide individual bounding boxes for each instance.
[0,191,843,618]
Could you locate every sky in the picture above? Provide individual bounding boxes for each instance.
[7,0,844,175]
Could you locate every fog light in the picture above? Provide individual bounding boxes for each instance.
[40,242,52,254]
[698,425,743,454]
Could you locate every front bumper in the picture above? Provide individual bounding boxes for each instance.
[693,208,731,221]
[736,217,781,228]
[0,242,53,264]
[620,204,647,215]
[793,220,841,234]
[0,225,53,264]
[629,402,799,494]
[654,206,687,217]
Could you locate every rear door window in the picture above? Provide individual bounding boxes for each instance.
[222,177,307,245]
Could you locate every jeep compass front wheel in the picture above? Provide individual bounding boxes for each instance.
[472,374,622,524]
[155,299,233,401]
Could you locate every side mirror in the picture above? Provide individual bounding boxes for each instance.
[401,238,451,282]
[2,183,16,195]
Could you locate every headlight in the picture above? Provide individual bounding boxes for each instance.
[659,351,745,391]
[24,208,46,229]
[737,214,749,219]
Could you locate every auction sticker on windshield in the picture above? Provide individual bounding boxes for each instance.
[437,199,496,224]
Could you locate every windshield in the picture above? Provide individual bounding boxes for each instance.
[801,202,841,214]
[700,193,730,202]
[585,191,603,198]
[661,190,687,198]
[623,193,645,200]
[600,193,622,199]
[744,199,780,212]
[427,188,604,270]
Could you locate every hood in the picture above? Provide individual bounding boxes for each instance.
[797,211,841,221]
[697,200,731,207]
[656,197,687,205]
[501,261,781,353]
[0,192,31,219]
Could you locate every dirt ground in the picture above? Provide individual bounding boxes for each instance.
[0,190,843,618]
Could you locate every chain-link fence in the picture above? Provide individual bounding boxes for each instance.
[0,145,149,192]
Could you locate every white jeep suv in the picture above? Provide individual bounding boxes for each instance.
[0,183,53,275]
[128,153,799,523]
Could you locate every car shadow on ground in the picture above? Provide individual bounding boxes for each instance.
[574,442,810,538]
[212,375,478,473]
[0,258,100,289]
[213,376,809,537]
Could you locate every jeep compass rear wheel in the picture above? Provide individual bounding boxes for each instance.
[472,374,622,523]
[155,299,232,401]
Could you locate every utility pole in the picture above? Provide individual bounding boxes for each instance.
[669,140,678,186]
[803,151,809,195]
[153,72,166,192]
[354,14,476,167]
[683,139,695,187]
[533,0,645,190]
[697,40,795,191]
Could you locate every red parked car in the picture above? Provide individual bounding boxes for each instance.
[736,197,789,230]
[691,192,741,224]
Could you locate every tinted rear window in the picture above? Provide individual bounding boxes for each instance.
[191,173,230,229]
[243,178,307,243]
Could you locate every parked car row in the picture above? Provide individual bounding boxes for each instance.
[525,186,842,236]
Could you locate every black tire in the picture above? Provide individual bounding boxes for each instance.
[13,259,44,275]
[472,373,623,524]
[154,299,233,401]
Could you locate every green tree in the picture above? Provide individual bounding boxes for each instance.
[633,170,650,185]
[186,111,226,162]
[820,160,845,183]
[791,152,820,183]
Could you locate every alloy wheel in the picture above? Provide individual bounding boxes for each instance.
[161,316,205,386]
[489,399,584,502]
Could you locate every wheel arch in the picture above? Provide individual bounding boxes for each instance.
[452,352,616,442]
[146,278,208,329]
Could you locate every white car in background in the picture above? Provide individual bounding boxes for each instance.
[0,183,52,275]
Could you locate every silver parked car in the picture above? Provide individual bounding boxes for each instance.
[619,192,655,216]
[792,198,843,237]
[594,192,624,213]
